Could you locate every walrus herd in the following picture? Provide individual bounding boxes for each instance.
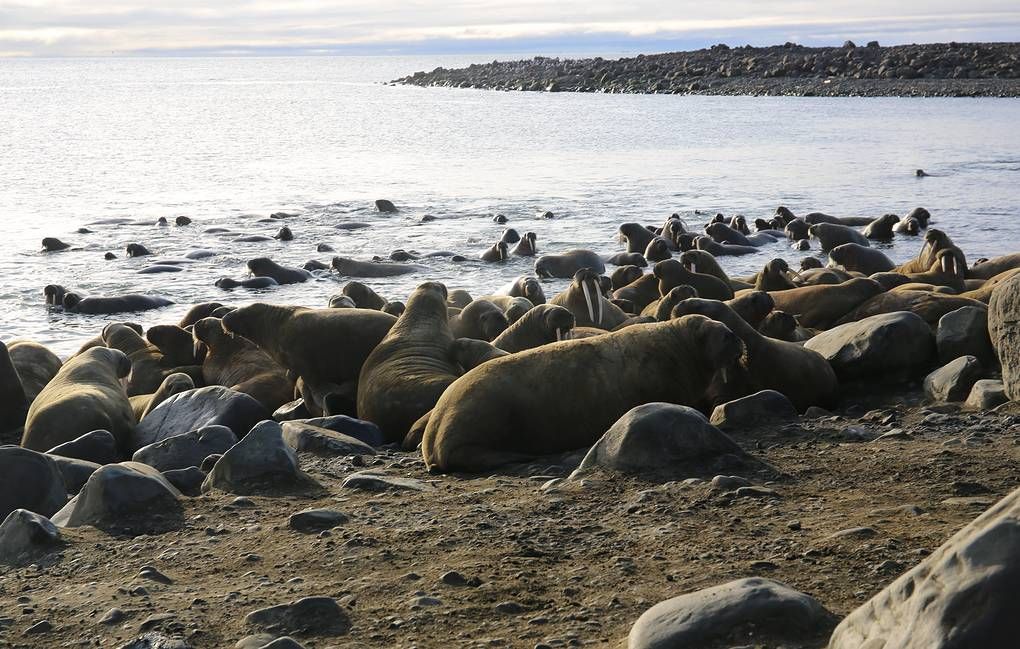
[5,203,1020,647]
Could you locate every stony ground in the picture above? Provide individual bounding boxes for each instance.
[2,389,1018,649]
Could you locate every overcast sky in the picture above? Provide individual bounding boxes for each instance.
[1,0,1018,57]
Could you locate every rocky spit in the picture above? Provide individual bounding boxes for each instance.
[394,42,1020,97]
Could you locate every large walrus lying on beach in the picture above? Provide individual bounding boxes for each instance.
[421,315,747,473]
[21,347,135,452]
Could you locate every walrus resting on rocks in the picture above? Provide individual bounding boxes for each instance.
[421,315,747,473]
[769,278,885,329]
[22,347,134,453]
[192,318,293,412]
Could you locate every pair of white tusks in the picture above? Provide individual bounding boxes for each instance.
[685,262,698,273]
[581,280,603,326]
[555,327,566,342]
[941,255,956,275]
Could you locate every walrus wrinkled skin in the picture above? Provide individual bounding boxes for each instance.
[769,278,885,329]
[809,223,870,252]
[421,315,747,473]
[534,249,605,278]
[491,304,576,353]
[192,317,293,412]
[22,347,134,453]
[828,243,895,276]
[247,257,311,284]
[221,303,395,416]
[618,223,656,254]
[450,300,510,341]
[332,256,425,277]
[6,340,62,406]
[358,282,462,443]
[57,291,173,315]
[551,269,629,330]
[654,259,734,301]
[102,323,175,397]
[672,298,837,411]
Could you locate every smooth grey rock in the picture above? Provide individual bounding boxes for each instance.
[0,445,67,520]
[133,386,268,450]
[117,633,191,649]
[924,356,983,403]
[805,311,935,380]
[162,466,206,497]
[570,403,765,480]
[937,306,994,366]
[293,415,384,446]
[46,429,119,464]
[202,421,309,495]
[0,509,61,566]
[629,577,835,649]
[709,390,798,429]
[341,471,429,492]
[288,509,349,533]
[281,422,375,456]
[132,426,237,472]
[989,274,1020,401]
[245,596,351,636]
[49,455,101,495]
[51,462,182,533]
[829,483,1020,649]
[965,379,1009,410]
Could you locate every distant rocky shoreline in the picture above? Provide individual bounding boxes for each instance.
[395,42,1020,97]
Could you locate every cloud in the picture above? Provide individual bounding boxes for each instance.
[1,0,1018,56]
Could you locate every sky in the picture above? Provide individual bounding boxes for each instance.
[1,0,1018,57]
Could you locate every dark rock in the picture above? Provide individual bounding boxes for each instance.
[162,467,206,497]
[46,429,119,464]
[965,379,1009,410]
[132,386,269,450]
[709,390,798,429]
[132,426,237,472]
[245,597,351,637]
[989,274,1020,401]
[51,462,182,534]
[805,311,935,380]
[628,577,836,648]
[937,306,994,366]
[280,421,375,456]
[292,416,384,447]
[202,421,312,495]
[0,446,67,520]
[49,455,101,494]
[0,509,61,566]
[923,356,983,403]
[288,509,349,533]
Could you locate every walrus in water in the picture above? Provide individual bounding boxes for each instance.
[694,236,757,257]
[102,323,175,397]
[672,298,837,411]
[274,226,293,241]
[768,278,885,329]
[61,292,174,315]
[247,257,311,284]
[491,304,576,353]
[126,243,152,257]
[6,341,62,407]
[828,243,895,276]
[704,222,759,248]
[512,232,538,256]
[480,241,509,262]
[809,223,870,253]
[343,281,388,310]
[644,238,671,263]
[803,212,874,227]
[607,253,647,268]
[904,207,931,228]
[612,274,661,312]
[22,347,134,453]
[332,256,424,277]
[216,276,279,290]
[358,282,462,443]
[785,219,810,241]
[894,216,921,235]
[421,315,747,473]
[41,237,72,252]
[500,229,520,244]
[221,303,395,416]
[654,259,734,301]
[192,318,293,412]
[501,276,546,306]
[863,214,899,240]
[450,300,510,341]
[551,269,629,330]
[534,249,605,278]
[618,223,656,254]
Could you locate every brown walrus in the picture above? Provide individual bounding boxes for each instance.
[491,304,576,353]
[895,229,965,274]
[551,269,629,330]
[449,300,510,341]
[678,250,754,291]
[612,274,661,312]
[768,278,885,329]
[102,323,175,397]
[653,259,734,301]
[834,290,988,327]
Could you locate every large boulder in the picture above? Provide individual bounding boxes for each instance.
[280,422,375,457]
[202,421,311,495]
[805,311,935,380]
[937,306,994,366]
[828,483,1020,648]
[132,426,238,472]
[629,577,836,649]
[924,356,984,403]
[989,274,1020,401]
[46,429,119,464]
[966,379,1009,410]
[571,403,766,480]
[245,596,351,637]
[0,445,67,520]
[132,386,268,450]
[51,462,182,534]
[0,509,61,566]
[709,390,798,429]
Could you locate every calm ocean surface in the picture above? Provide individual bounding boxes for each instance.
[1,55,1018,355]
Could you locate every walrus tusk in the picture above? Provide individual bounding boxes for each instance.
[919,240,930,263]
[686,262,697,273]
[581,280,597,325]
[555,327,564,342]
[941,254,949,274]
[596,284,604,325]
[720,366,729,384]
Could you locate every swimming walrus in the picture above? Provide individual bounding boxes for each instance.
[862,214,899,240]
[55,290,173,315]
[534,249,605,278]
[332,256,425,277]
[421,314,748,473]
[512,232,538,256]
[247,257,311,284]
[808,223,870,253]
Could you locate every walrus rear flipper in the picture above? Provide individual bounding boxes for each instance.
[403,410,433,451]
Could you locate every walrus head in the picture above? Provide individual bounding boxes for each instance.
[221,302,291,348]
[800,257,823,271]
[125,243,150,257]
[758,310,800,340]
[678,250,712,276]
[785,219,809,241]
[274,226,293,241]
[754,218,772,232]
[500,228,521,244]
[610,266,643,291]
[730,215,750,235]
[247,257,280,277]
[933,248,966,280]
[662,219,687,246]
[774,206,796,224]
[675,233,697,251]
[328,294,356,309]
[44,284,67,306]
[62,292,84,310]
[41,237,70,252]
[653,259,692,294]
[192,317,229,361]
[214,277,239,289]
[905,206,931,228]
[919,229,952,265]
[674,314,749,407]
[343,281,386,310]
[175,216,192,226]
[102,323,151,355]
[179,302,224,328]
[513,232,537,256]
[403,282,450,325]
[571,269,606,327]
[897,217,920,235]
[710,213,725,224]
[763,258,799,283]
[644,238,671,262]
[87,346,132,380]
[490,242,509,261]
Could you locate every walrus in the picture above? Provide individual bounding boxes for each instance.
[704,222,761,247]
[138,372,195,421]
[755,259,799,292]
[510,232,537,257]
[42,237,72,252]
[895,229,963,274]
[644,238,671,263]
[551,269,629,330]
[618,223,656,253]
[328,295,357,308]
[904,207,931,228]
[137,264,184,274]
[725,290,776,329]
[828,243,895,276]
[641,285,698,321]
[494,276,543,306]
[661,219,687,249]
[0,342,27,434]
[126,243,152,257]
[447,289,474,309]
[6,340,62,406]
[450,300,510,341]
[894,216,921,235]
[389,249,420,262]
[192,318,293,412]
[678,250,753,291]
[220,303,395,415]
[332,256,424,277]
[783,218,809,241]
[375,199,398,213]
[478,295,533,323]
[729,215,751,235]
[612,274,661,312]
[959,268,1020,303]
[801,257,823,271]
[232,234,273,243]
[274,225,293,241]
[612,298,637,314]
[21,347,134,453]
[342,281,387,310]
[216,276,279,290]
[757,310,814,343]
[316,243,335,253]
[967,253,1020,281]
[607,253,647,268]
[102,323,175,397]
[534,249,605,278]
[179,302,224,328]
[500,229,520,244]
[383,301,405,317]
[802,212,874,227]
[421,315,747,472]
[653,259,734,301]
[62,292,174,315]
[358,282,462,443]
[769,278,885,329]
[672,298,837,411]
[146,324,199,367]
[694,236,757,257]
[797,267,854,286]
[610,265,644,290]
[809,223,870,252]
[835,290,987,327]
[901,248,967,292]
[247,257,311,284]
[490,304,576,353]
[306,260,330,271]
[176,216,192,226]
[450,339,509,373]
[863,214,899,240]
[44,284,67,306]
[480,241,509,262]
